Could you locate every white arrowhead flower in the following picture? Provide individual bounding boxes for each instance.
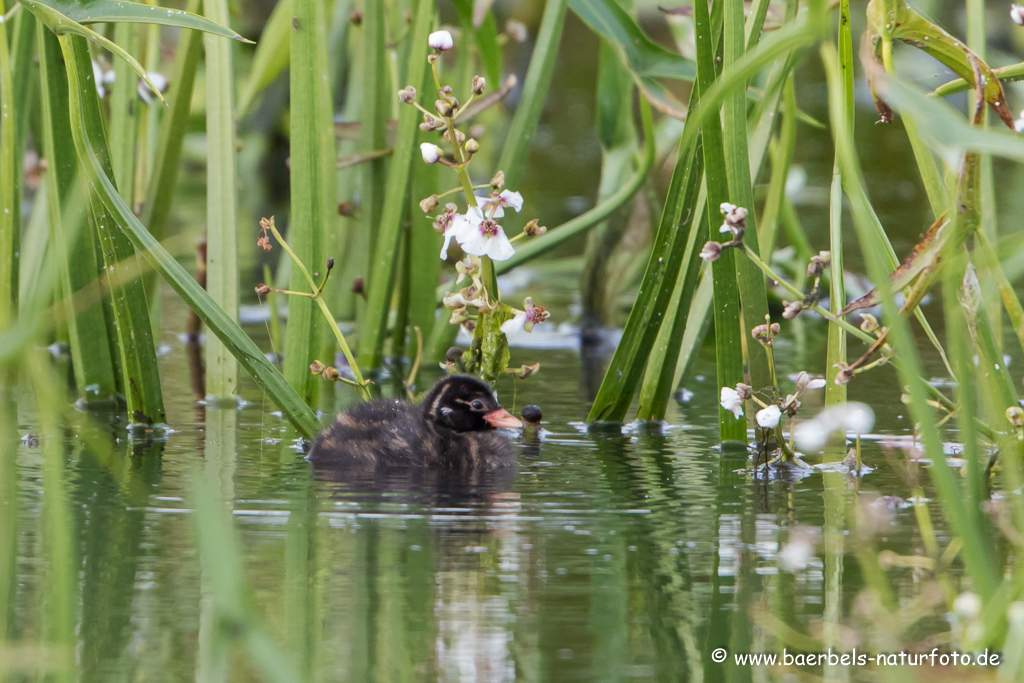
[453,207,515,261]
[720,387,744,419]
[428,30,454,51]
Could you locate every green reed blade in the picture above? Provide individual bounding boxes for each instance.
[758,77,796,260]
[237,0,292,115]
[823,42,998,599]
[693,0,744,440]
[358,0,433,370]
[723,0,774,399]
[497,0,569,188]
[140,0,202,304]
[26,0,250,40]
[38,26,118,404]
[9,7,36,162]
[569,0,695,81]
[282,0,332,403]
[586,98,703,423]
[108,22,141,200]
[825,0,852,407]
[0,12,18,334]
[62,35,165,425]
[203,0,239,402]
[59,32,322,438]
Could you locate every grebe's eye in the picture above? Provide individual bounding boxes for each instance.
[470,399,485,411]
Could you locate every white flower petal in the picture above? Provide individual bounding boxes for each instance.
[498,189,524,212]
[428,30,454,51]
[484,228,515,261]
[500,313,527,338]
[420,142,442,164]
[806,378,827,390]
[755,405,782,429]
[475,193,505,218]
[719,387,743,419]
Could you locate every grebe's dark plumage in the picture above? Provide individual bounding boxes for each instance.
[308,375,522,469]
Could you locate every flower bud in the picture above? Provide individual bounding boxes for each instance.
[349,9,363,25]
[524,219,546,237]
[420,142,443,164]
[859,313,879,333]
[434,99,453,117]
[309,359,326,375]
[699,241,722,262]
[770,323,781,335]
[449,307,468,325]
[1013,4,1024,26]
[337,201,356,216]
[428,30,454,51]
[419,194,440,213]
[782,300,803,319]
[464,138,480,155]
[440,84,453,96]
[446,346,464,364]
[472,75,486,95]
[398,86,416,104]
[255,283,271,295]
[1007,406,1024,427]
[490,170,505,189]
[427,53,438,64]
[351,276,365,296]
[322,366,341,381]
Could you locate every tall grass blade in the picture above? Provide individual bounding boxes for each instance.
[57,32,322,438]
[722,0,774,397]
[140,0,202,304]
[108,22,141,200]
[823,43,999,597]
[586,99,702,422]
[204,0,239,402]
[825,0,852,406]
[38,26,118,404]
[693,0,745,440]
[60,35,166,425]
[358,0,433,370]
[282,0,333,402]
[0,10,18,333]
[9,9,36,171]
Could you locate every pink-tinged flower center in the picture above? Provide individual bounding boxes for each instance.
[480,220,499,237]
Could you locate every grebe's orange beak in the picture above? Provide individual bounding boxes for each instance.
[484,408,523,429]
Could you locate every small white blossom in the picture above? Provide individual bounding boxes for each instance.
[420,142,443,164]
[1013,4,1024,26]
[720,387,743,419]
[428,30,454,51]
[500,297,550,338]
[476,189,524,218]
[756,405,782,429]
[455,207,515,261]
[92,60,108,99]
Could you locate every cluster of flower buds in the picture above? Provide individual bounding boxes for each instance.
[700,203,749,262]
[751,321,781,347]
[806,250,831,278]
[309,359,342,382]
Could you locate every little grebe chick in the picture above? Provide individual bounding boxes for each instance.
[309,375,522,469]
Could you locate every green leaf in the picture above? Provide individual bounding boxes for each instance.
[358,0,434,370]
[58,32,323,438]
[569,0,695,81]
[0,7,19,331]
[204,0,240,401]
[26,0,250,41]
[282,0,332,403]
[587,98,704,423]
[37,26,118,404]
